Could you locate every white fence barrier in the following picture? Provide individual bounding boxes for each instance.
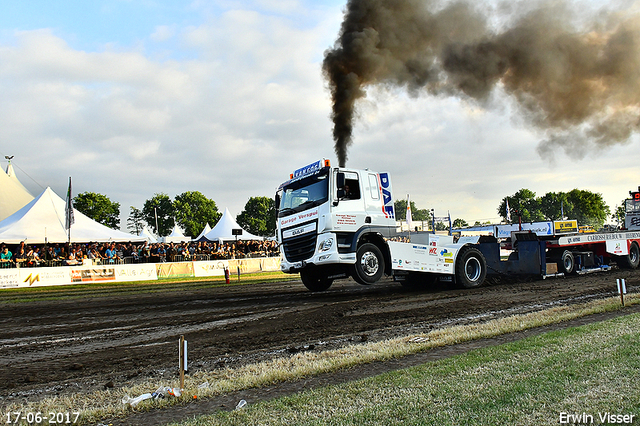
[0,257,281,289]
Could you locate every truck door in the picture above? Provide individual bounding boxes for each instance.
[332,170,365,230]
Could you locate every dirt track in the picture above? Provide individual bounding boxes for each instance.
[1,269,638,415]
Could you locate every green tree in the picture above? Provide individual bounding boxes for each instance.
[394,199,430,221]
[237,197,276,237]
[498,189,544,223]
[473,220,492,225]
[73,192,120,229]
[127,206,145,235]
[435,221,447,231]
[538,192,571,221]
[143,193,174,237]
[453,218,468,228]
[497,188,610,229]
[565,189,610,229]
[613,201,626,226]
[173,191,221,238]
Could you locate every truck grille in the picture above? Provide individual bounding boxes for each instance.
[283,232,317,262]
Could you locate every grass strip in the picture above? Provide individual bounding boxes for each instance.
[3,294,638,425]
[183,312,640,426]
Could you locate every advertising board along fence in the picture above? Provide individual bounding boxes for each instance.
[0,257,281,289]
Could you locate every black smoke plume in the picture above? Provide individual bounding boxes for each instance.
[323,0,640,166]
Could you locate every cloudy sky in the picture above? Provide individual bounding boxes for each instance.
[1,0,638,232]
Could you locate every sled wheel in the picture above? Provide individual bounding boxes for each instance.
[618,242,640,269]
[558,250,575,274]
[455,246,487,289]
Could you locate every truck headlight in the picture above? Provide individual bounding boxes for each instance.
[319,238,334,252]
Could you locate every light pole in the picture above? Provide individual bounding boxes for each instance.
[430,208,435,234]
[154,207,159,237]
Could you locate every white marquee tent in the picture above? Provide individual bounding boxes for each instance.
[0,163,34,222]
[202,208,263,242]
[161,225,191,243]
[0,187,145,244]
[138,225,158,243]
[194,223,212,241]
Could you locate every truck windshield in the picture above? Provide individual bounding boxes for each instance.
[277,169,329,217]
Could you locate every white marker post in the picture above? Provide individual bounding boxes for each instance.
[617,279,627,306]
[179,335,188,390]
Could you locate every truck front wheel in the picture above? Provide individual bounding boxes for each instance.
[300,271,333,292]
[353,243,385,285]
[455,246,487,289]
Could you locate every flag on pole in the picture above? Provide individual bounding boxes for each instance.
[506,198,511,222]
[448,210,452,236]
[561,200,564,219]
[406,194,413,230]
[65,177,75,231]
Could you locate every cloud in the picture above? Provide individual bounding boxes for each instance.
[0,0,637,232]
[0,5,342,227]
[150,25,176,42]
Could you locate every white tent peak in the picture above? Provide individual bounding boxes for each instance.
[138,225,158,243]
[0,163,34,222]
[160,224,190,243]
[194,223,212,241]
[202,208,263,242]
[0,187,145,244]
[167,224,186,237]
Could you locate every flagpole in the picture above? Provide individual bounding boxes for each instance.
[65,177,75,245]
[406,194,412,239]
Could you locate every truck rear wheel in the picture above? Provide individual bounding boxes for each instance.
[618,242,640,269]
[300,271,333,292]
[455,246,487,289]
[353,243,384,285]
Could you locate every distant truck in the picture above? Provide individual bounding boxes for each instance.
[275,159,640,292]
[275,159,487,291]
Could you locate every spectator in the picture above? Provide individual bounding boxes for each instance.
[127,244,140,262]
[90,245,104,264]
[0,246,12,264]
[14,243,27,266]
[156,244,167,262]
[42,246,56,263]
[65,249,80,265]
[167,243,177,262]
[31,247,42,266]
[115,244,124,260]
[104,244,117,263]
[141,242,151,263]
[58,245,68,261]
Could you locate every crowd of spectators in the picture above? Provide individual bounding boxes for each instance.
[0,239,279,268]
